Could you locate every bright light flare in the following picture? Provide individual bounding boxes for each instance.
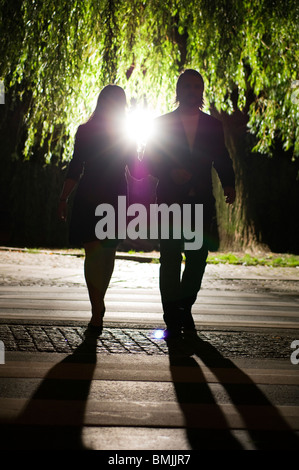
[125,107,157,158]
[152,329,165,340]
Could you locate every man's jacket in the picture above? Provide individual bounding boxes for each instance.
[143,108,235,250]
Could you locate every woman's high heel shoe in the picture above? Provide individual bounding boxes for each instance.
[86,308,105,336]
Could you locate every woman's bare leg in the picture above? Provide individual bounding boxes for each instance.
[83,240,116,327]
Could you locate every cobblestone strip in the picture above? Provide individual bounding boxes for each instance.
[0,324,168,355]
[0,324,297,358]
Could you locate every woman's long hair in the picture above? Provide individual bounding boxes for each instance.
[88,85,127,124]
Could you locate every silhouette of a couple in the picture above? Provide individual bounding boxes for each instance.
[58,70,236,353]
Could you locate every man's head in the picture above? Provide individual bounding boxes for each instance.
[176,69,204,110]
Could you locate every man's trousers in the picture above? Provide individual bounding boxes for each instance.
[159,236,209,333]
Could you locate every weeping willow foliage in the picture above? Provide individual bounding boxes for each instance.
[0,0,298,162]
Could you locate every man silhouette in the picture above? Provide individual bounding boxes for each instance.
[144,69,235,348]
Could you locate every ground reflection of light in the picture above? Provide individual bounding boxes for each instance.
[152,329,165,340]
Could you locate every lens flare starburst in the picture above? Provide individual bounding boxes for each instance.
[125,107,157,159]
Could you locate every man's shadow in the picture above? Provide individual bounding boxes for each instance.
[2,331,98,450]
[168,336,299,450]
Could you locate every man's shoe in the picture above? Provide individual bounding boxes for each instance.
[183,327,198,338]
[164,327,182,340]
[165,329,194,356]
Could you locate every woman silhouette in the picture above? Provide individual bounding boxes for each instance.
[58,85,135,335]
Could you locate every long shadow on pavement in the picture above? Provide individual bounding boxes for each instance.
[1,332,98,450]
[169,336,299,450]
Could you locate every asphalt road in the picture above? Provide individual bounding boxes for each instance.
[0,247,298,327]
[0,248,299,451]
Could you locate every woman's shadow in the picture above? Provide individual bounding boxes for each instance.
[168,335,299,450]
[3,331,98,450]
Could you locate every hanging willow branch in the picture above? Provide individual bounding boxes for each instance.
[0,0,298,162]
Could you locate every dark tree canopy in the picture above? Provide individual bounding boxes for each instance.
[0,0,298,162]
